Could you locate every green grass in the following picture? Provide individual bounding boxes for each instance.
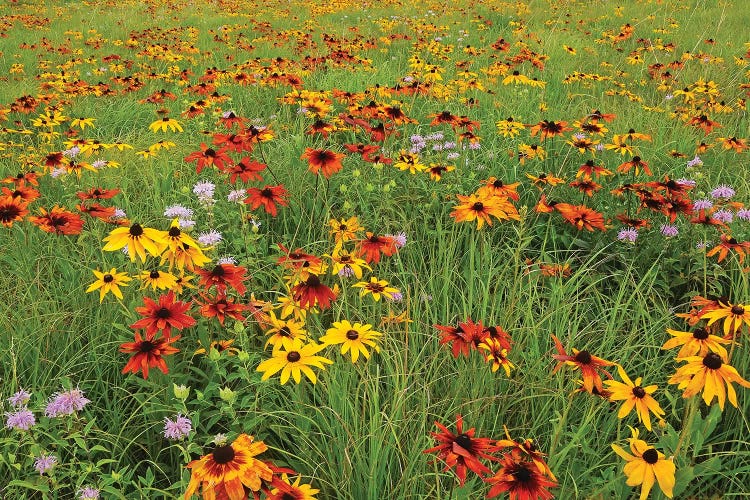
[1,0,750,498]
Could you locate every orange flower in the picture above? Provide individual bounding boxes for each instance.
[551,334,614,394]
[245,185,289,216]
[301,148,345,178]
[28,206,84,235]
[120,330,180,379]
[0,194,29,227]
[706,234,750,264]
[185,434,272,499]
[554,203,607,231]
[450,193,519,230]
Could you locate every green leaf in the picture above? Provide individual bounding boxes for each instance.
[691,404,722,457]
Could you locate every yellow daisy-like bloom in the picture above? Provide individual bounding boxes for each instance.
[85,268,131,302]
[328,216,362,243]
[149,117,183,133]
[477,338,514,376]
[161,243,211,273]
[164,219,201,252]
[611,427,675,500]
[267,474,320,500]
[450,193,518,230]
[661,326,730,358]
[700,301,750,337]
[184,433,272,499]
[351,277,399,302]
[319,320,382,363]
[495,117,526,138]
[102,223,167,263]
[668,352,750,410]
[264,311,307,351]
[327,244,371,279]
[70,117,95,130]
[276,294,308,322]
[256,338,332,384]
[603,365,665,431]
[138,269,178,291]
[393,151,426,174]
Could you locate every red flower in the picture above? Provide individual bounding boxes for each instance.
[423,414,500,486]
[245,185,289,216]
[291,274,336,310]
[75,187,121,200]
[436,318,487,358]
[120,330,180,379]
[551,334,614,394]
[301,148,345,179]
[130,291,196,338]
[486,451,557,500]
[184,143,233,173]
[28,206,84,235]
[196,263,248,295]
[197,293,248,326]
[228,157,266,184]
[357,232,398,264]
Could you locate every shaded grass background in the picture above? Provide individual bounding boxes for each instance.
[1,0,750,497]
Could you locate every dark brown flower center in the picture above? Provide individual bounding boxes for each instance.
[453,433,473,452]
[286,351,301,363]
[156,307,171,319]
[346,329,359,340]
[139,340,155,352]
[150,270,160,279]
[168,227,181,237]
[211,265,225,277]
[642,448,658,464]
[212,445,235,464]
[103,274,114,283]
[703,352,723,370]
[279,326,291,337]
[512,464,533,482]
[632,386,646,398]
[129,223,144,236]
[692,327,709,340]
[260,188,273,198]
[306,275,321,287]
[574,350,592,364]
[472,202,484,212]
[731,305,745,316]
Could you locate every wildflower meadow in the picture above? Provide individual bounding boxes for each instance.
[2,0,750,498]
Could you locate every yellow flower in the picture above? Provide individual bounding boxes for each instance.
[603,365,664,431]
[85,268,131,302]
[149,117,183,133]
[70,117,96,130]
[264,311,307,351]
[319,320,382,363]
[327,244,371,279]
[611,427,675,500]
[256,338,332,384]
[700,301,750,337]
[668,352,750,410]
[661,326,730,358]
[328,216,362,243]
[102,223,168,263]
[352,277,399,302]
[138,269,178,291]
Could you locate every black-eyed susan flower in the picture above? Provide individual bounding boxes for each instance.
[120,330,179,379]
[130,291,195,338]
[197,294,247,327]
[668,352,750,410]
[328,216,362,243]
[301,148,345,179]
[352,276,399,302]
[700,300,750,337]
[450,193,519,230]
[319,320,382,363]
[551,334,614,394]
[486,450,558,499]
[327,244,371,279]
[138,269,178,291]
[28,206,84,235]
[423,414,500,486]
[661,326,730,358]
[291,273,337,310]
[256,338,332,384]
[611,427,675,500]
[264,311,307,351]
[478,337,514,376]
[149,116,183,133]
[0,194,28,227]
[86,268,131,302]
[185,434,272,499]
[496,427,556,481]
[266,474,319,500]
[603,365,665,431]
[356,232,398,264]
[102,222,167,263]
